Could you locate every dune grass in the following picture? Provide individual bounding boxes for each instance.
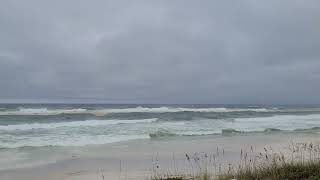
[218,160,320,180]
[151,142,320,180]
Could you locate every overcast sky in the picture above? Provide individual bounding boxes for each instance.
[0,0,319,104]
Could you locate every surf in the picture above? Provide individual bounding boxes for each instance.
[0,118,157,131]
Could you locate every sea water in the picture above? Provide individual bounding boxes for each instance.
[0,104,319,148]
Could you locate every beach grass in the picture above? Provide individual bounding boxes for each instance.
[151,142,320,180]
[218,161,320,180]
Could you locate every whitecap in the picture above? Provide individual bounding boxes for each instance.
[0,118,157,131]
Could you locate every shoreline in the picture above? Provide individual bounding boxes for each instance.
[1,132,320,180]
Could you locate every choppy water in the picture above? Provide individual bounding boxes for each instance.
[0,104,320,148]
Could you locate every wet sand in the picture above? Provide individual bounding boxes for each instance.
[1,133,320,180]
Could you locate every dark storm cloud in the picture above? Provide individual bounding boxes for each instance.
[0,0,319,104]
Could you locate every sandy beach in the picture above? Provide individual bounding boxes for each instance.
[1,132,320,180]
[1,0,319,179]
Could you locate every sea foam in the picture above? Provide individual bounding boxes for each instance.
[0,118,157,131]
[1,107,320,148]
[0,106,275,116]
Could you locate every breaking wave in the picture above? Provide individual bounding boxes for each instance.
[0,118,157,131]
[1,107,320,149]
[149,126,320,139]
[0,106,275,116]
[149,130,177,138]
[0,108,88,116]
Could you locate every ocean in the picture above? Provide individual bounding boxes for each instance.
[0,104,320,149]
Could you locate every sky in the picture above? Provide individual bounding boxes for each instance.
[0,0,319,104]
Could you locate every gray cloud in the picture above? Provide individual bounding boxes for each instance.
[0,0,319,104]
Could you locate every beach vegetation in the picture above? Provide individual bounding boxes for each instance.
[151,142,320,180]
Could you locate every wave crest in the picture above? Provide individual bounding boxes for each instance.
[0,118,157,131]
[221,128,242,135]
[149,130,177,138]
[0,106,275,116]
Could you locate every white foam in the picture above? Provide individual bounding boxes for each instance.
[18,108,50,113]
[0,108,88,116]
[0,106,274,116]
[150,114,320,137]
[0,118,157,131]
[229,114,320,132]
[176,130,220,136]
[2,113,320,148]
[94,106,272,114]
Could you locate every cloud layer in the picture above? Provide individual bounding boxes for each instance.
[0,0,319,104]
